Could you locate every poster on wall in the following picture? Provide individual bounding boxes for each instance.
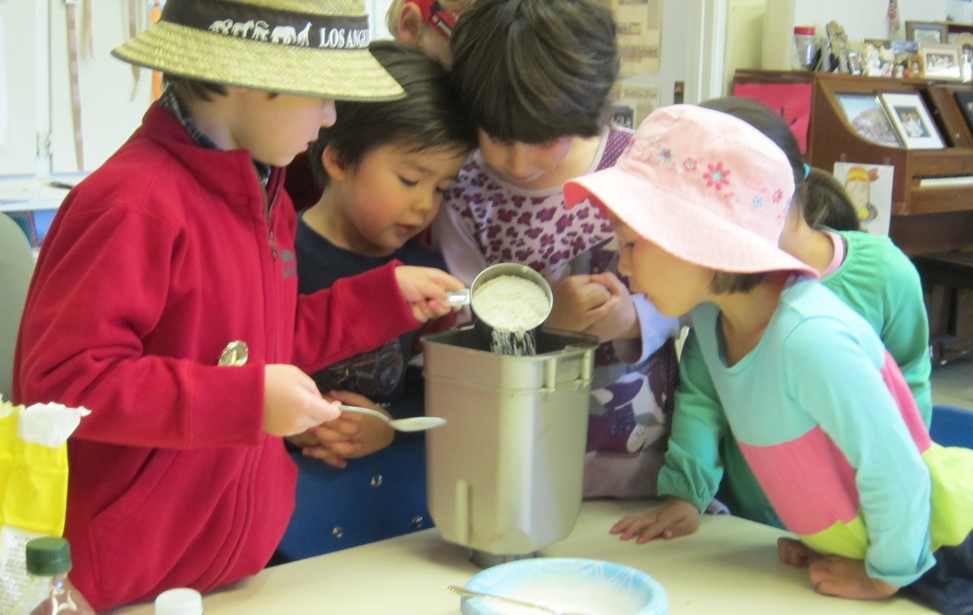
[609,0,662,77]
[612,82,659,128]
[832,162,895,237]
[731,82,813,153]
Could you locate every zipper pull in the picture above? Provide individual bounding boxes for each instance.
[269,230,279,260]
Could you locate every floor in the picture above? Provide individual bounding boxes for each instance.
[932,357,973,409]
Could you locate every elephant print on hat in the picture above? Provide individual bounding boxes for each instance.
[271,25,297,45]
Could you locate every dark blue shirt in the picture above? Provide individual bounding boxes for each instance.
[295,215,445,417]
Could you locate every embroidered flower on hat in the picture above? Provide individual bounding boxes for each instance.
[772,188,784,205]
[752,195,764,209]
[704,162,731,191]
[682,157,698,173]
[658,147,674,165]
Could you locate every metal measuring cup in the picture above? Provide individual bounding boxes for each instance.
[449,263,554,355]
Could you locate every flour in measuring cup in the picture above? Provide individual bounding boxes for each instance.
[472,275,550,356]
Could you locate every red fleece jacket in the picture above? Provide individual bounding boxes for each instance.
[14,103,419,610]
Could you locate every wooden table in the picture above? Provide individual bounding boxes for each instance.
[117,500,933,614]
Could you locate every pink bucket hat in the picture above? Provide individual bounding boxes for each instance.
[564,105,817,278]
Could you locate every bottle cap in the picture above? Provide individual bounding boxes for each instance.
[794,26,816,36]
[25,537,71,577]
[155,588,203,615]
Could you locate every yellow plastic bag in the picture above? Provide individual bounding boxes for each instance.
[0,403,69,535]
[0,398,89,612]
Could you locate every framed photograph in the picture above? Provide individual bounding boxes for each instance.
[862,39,895,77]
[611,104,635,129]
[879,92,945,149]
[906,21,949,45]
[955,91,973,134]
[920,45,963,80]
[835,93,901,147]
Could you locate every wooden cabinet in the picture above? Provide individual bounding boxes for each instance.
[735,69,973,361]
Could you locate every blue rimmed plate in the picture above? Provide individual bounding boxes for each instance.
[460,558,667,615]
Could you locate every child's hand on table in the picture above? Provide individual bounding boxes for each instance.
[546,274,614,333]
[610,498,700,543]
[263,365,341,437]
[777,538,898,600]
[292,391,395,469]
[582,272,639,342]
[394,266,464,323]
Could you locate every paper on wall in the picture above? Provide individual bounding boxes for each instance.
[833,163,895,236]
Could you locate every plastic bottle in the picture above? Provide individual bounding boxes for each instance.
[793,26,818,70]
[12,537,94,615]
[155,588,204,615]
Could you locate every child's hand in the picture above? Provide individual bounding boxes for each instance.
[394,266,465,323]
[777,538,898,600]
[582,272,638,342]
[609,498,700,543]
[263,365,340,437]
[296,391,394,469]
[328,391,395,459]
[546,274,613,333]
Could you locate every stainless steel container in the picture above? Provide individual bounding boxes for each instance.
[423,327,597,563]
[469,263,554,356]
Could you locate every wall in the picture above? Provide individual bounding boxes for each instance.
[763,0,951,70]
[792,0,948,40]
[723,0,766,92]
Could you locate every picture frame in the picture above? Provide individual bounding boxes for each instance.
[919,44,963,81]
[906,21,949,45]
[835,92,902,147]
[955,91,973,135]
[863,40,895,77]
[879,92,945,149]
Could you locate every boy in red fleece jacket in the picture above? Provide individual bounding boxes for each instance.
[13,1,461,610]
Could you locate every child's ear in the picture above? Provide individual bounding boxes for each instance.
[322,145,349,182]
[396,2,423,45]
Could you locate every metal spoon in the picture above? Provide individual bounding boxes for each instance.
[448,585,590,615]
[338,404,447,432]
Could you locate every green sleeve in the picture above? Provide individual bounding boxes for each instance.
[880,252,932,426]
[656,330,728,512]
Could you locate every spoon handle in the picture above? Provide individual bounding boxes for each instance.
[337,404,389,423]
[447,585,559,614]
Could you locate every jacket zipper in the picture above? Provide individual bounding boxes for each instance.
[265,171,282,362]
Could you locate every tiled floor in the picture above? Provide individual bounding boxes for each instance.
[932,358,973,409]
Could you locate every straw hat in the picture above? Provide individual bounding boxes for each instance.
[113,0,405,101]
